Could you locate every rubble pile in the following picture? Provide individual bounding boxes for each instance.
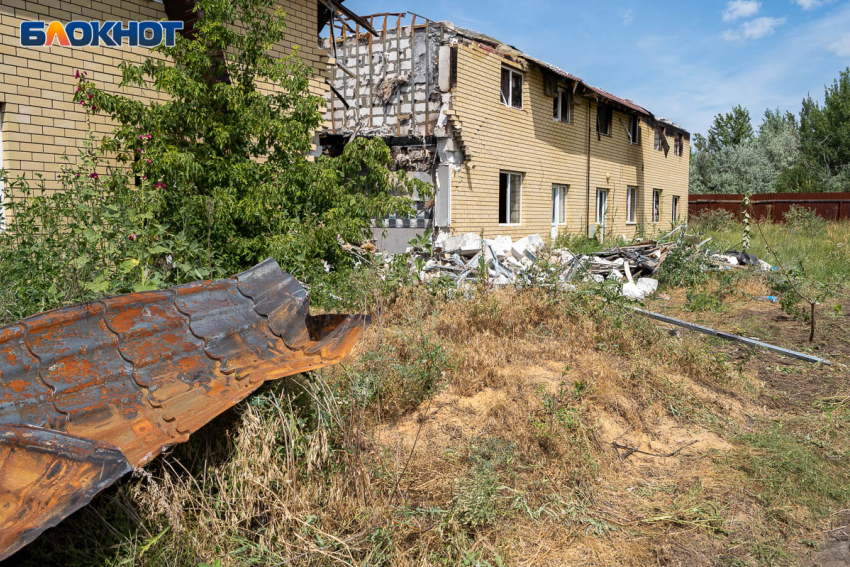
[340,226,774,303]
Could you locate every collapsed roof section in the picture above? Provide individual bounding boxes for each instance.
[449,24,689,140]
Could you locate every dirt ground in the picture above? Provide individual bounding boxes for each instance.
[369,286,850,566]
[648,289,850,567]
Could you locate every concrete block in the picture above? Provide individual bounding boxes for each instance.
[636,278,658,295]
[622,282,645,302]
[442,232,481,254]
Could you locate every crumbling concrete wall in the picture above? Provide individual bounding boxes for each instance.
[324,21,449,137]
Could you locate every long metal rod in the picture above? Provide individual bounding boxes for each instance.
[633,308,832,365]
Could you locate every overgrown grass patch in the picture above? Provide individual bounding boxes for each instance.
[732,423,850,522]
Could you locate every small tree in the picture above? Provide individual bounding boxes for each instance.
[77,0,425,278]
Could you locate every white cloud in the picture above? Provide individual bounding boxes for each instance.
[722,0,761,22]
[619,8,635,26]
[828,33,850,56]
[741,17,787,38]
[796,0,828,10]
[722,16,786,41]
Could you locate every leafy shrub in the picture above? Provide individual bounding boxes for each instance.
[690,208,735,232]
[0,127,217,324]
[783,205,826,233]
[655,244,712,288]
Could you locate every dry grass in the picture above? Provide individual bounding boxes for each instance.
[15,276,850,567]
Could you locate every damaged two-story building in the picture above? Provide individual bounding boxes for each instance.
[320,13,690,251]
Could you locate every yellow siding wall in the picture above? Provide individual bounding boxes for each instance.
[450,43,689,241]
[0,0,327,204]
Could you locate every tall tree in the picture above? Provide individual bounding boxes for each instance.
[799,67,850,181]
[79,0,425,276]
[708,105,754,152]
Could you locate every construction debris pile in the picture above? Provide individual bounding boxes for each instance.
[340,226,775,302]
[403,232,675,300]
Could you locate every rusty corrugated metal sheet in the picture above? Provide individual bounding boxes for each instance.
[0,259,367,562]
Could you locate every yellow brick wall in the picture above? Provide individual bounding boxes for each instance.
[450,44,689,241]
[0,0,327,214]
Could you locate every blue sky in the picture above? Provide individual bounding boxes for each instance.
[345,0,850,136]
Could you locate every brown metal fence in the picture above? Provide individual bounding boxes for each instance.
[688,192,850,222]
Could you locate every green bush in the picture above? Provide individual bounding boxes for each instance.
[783,205,826,233]
[690,208,735,232]
[0,126,217,324]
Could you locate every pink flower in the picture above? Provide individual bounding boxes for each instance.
[90,173,99,179]
[143,175,148,179]
[88,94,93,99]
[75,70,80,79]
[77,86,81,92]
[128,234,137,242]
[91,105,97,110]
[138,135,144,141]
[80,101,85,105]
[146,134,152,140]
[137,148,143,153]
[146,159,152,163]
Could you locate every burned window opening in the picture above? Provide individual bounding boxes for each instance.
[501,67,523,109]
[596,103,612,136]
[553,87,571,123]
[628,116,640,145]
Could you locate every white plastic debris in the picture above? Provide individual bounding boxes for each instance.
[636,278,658,296]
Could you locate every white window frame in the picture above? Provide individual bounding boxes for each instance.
[551,184,567,225]
[652,189,662,223]
[596,188,608,226]
[500,66,523,110]
[553,87,571,123]
[499,171,522,225]
[626,186,637,224]
[672,195,680,221]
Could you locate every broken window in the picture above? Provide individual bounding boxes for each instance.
[654,129,664,151]
[626,186,637,224]
[552,184,567,225]
[628,116,640,145]
[672,195,680,221]
[673,133,683,156]
[652,189,661,223]
[596,103,612,136]
[553,87,571,123]
[501,67,523,109]
[596,188,608,226]
[499,171,522,224]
